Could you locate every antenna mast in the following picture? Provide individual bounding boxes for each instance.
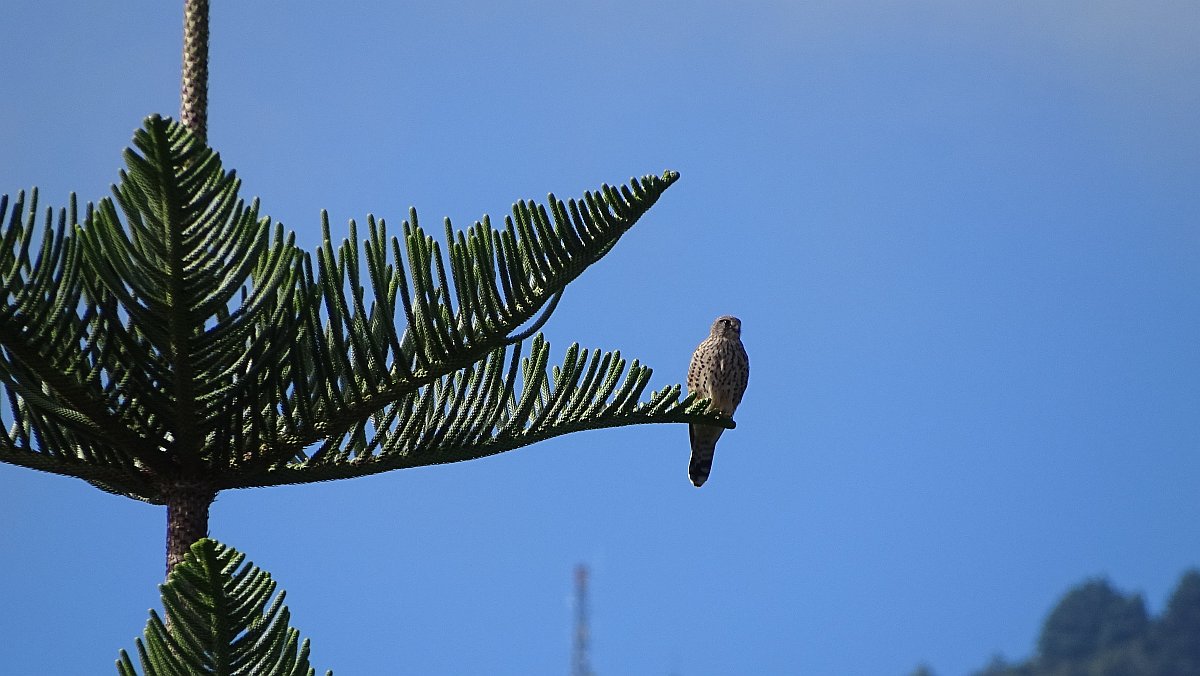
[571,564,594,676]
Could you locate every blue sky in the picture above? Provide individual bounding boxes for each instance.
[2,2,1198,674]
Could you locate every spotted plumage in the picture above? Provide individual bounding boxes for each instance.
[687,315,749,487]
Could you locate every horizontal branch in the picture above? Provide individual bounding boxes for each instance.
[219,406,733,489]
[0,443,156,495]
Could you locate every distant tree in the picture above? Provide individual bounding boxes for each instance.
[1152,569,1200,676]
[973,653,1033,676]
[1037,579,1148,665]
[1084,644,1154,676]
[961,571,1200,676]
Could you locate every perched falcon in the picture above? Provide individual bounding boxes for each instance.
[687,315,749,487]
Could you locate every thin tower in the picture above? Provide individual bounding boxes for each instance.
[571,564,594,676]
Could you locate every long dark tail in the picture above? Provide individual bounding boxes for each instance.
[688,424,725,487]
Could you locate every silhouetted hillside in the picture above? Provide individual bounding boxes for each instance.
[973,570,1200,676]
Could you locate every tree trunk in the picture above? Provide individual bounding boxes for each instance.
[180,0,209,142]
[168,0,213,580]
[164,480,216,575]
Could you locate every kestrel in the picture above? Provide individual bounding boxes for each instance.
[687,315,749,487]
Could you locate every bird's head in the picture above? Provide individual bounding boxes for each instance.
[711,315,742,339]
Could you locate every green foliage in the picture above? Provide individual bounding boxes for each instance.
[116,538,330,676]
[0,115,723,503]
[970,570,1200,676]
